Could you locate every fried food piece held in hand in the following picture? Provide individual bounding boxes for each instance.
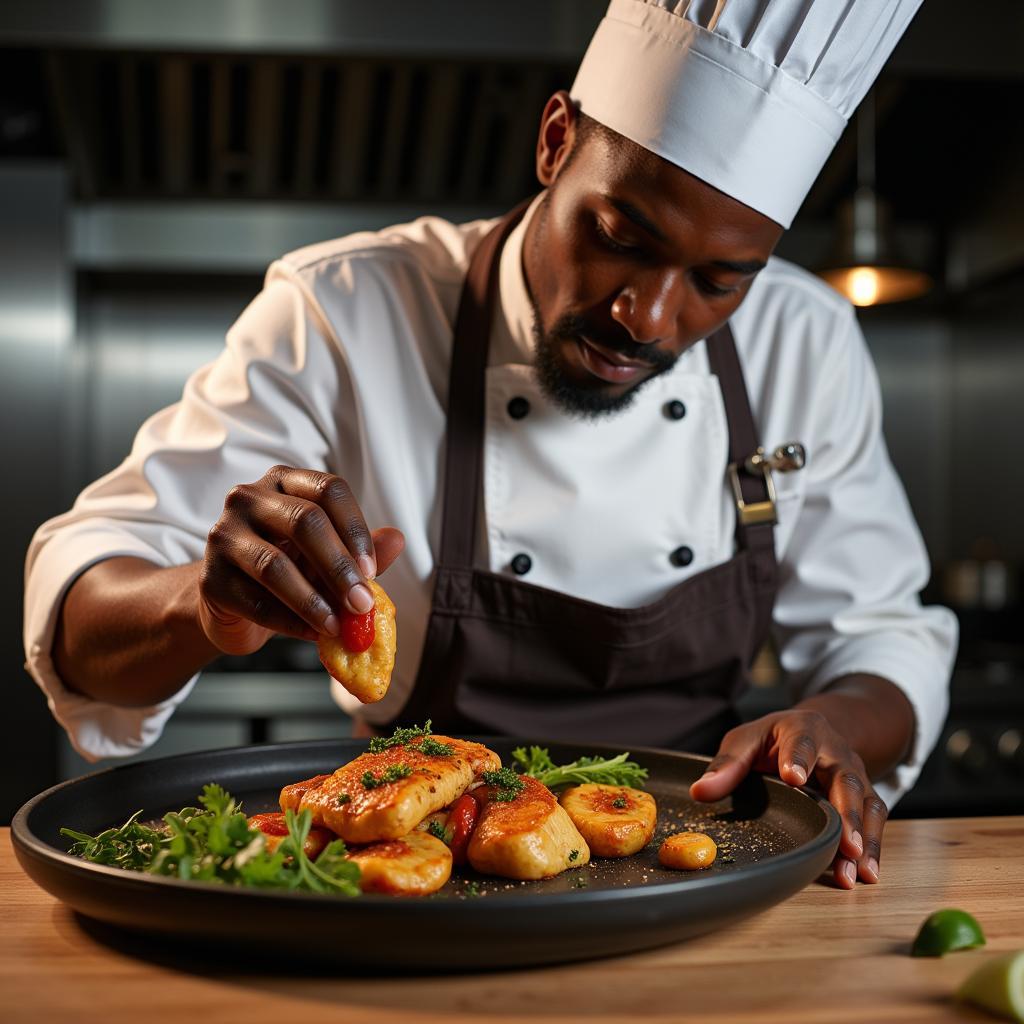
[318,578,396,703]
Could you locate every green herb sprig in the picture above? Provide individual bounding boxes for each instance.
[481,767,526,802]
[60,783,360,896]
[412,737,454,757]
[361,764,413,789]
[368,720,433,753]
[511,746,648,790]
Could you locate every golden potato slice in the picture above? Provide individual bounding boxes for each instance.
[347,830,452,896]
[468,775,590,879]
[659,831,717,870]
[318,579,396,703]
[559,784,657,857]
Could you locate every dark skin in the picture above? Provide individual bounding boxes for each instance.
[54,91,914,891]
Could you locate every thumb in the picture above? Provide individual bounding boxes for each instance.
[369,527,405,577]
[688,727,763,803]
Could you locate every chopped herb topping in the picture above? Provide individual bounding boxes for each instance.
[612,796,628,809]
[413,737,453,757]
[427,819,454,845]
[481,767,526,802]
[336,793,351,806]
[367,720,432,753]
[361,764,413,789]
[568,849,580,862]
[463,881,482,898]
[572,875,588,889]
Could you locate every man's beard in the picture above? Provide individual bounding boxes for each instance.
[529,304,679,420]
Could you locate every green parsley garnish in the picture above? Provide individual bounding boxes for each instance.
[427,819,454,845]
[361,764,413,789]
[612,796,628,809]
[463,880,482,898]
[413,737,454,757]
[481,766,526,802]
[336,793,351,806]
[512,746,648,789]
[568,849,580,862]
[60,783,360,896]
[367,720,433,753]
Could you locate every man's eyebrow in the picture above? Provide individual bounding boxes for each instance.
[710,258,767,275]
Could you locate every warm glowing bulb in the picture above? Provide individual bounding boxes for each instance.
[848,267,880,306]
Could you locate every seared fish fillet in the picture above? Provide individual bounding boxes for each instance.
[347,831,452,896]
[468,774,590,879]
[280,737,500,844]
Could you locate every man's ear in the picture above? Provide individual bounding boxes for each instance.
[535,90,578,187]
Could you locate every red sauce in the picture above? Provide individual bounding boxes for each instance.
[341,606,376,653]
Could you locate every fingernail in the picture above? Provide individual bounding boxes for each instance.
[323,614,340,636]
[842,860,857,887]
[851,831,864,856]
[866,857,879,881]
[700,770,718,779]
[358,554,376,580]
[349,584,374,614]
[790,765,807,785]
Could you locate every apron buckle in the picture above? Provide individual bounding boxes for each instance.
[729,457,778,526]
[729,442,806,527]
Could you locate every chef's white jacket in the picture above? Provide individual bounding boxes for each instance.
[24,196,957,806]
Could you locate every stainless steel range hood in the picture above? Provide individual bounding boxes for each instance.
[0,0,605,58]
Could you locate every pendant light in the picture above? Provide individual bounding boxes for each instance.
[817,90,932,307]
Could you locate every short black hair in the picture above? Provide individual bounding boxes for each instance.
[560,107,622,173]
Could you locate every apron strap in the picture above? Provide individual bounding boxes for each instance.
[438,200,532,573]
[705,324,775,552]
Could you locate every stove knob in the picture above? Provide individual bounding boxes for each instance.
[996,729,1024,773]
[945,729,990,778]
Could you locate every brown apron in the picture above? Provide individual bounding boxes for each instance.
[388,203,779,753]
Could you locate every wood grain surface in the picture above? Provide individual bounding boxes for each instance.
[3,817,1022,1024]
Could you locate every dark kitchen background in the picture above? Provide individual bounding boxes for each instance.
[2,0,1022,823]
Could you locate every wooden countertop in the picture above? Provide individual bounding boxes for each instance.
[3,817,1022,1024]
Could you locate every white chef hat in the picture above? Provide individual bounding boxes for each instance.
[570,0,922,228]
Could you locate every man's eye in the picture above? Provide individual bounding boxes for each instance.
[693,274,736,298]
[593,218,638,255]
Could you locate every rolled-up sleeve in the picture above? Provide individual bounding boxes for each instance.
[23,274,349,761]
[773,308,958,808]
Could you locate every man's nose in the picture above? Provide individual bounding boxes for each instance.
[610,270,684,345]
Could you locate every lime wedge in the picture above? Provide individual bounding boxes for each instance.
[911,909,986,957]
[956,950,1024,1023]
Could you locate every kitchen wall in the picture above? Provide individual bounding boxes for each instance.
[2,0,1022,820]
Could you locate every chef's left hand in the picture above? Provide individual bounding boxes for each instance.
[689,709,886,890]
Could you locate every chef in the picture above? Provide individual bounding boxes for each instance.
[25,0,956,891]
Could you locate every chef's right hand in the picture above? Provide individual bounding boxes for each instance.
[197,465,405,655]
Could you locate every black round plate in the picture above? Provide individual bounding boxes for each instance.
[12,737,840,970]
